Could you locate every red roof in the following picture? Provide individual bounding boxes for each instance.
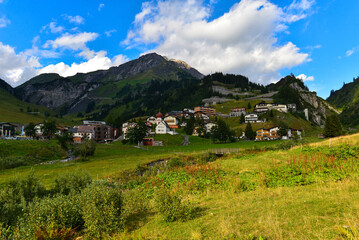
[156,112,163,118]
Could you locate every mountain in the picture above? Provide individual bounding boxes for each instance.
[327,77,359,127]
[269,74,338,125]
[0,79,14,95]
[15,53,203,113]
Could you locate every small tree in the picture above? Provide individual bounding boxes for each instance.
[247,102,252,110]
[210,118,235,143]
[76,139,96,159]
[239,113,245,124]
[55,131,73,151]
[24,122,37,138]
[323,114,343,138]
[41,119,57,139]
[245,122,255,140]
[184,115,195,135]
[127,122,147,144]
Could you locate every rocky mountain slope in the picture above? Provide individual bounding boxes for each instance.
[15,53,203,112]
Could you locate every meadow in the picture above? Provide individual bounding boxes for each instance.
[1,134,359,239]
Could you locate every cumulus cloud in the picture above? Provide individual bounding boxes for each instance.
[124,0,313,84]
[297,73,314,81]
[0,15,10,28]
[38,51,128,77]
[43,32,99,51]
[98,3,105,11]
[0,42,41,86]
[65,15,85,25]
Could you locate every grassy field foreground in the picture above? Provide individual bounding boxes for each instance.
[1,134,359,239]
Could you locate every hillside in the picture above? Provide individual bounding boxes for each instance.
[327,77,359,127]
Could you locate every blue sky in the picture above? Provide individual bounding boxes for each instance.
[0,0,358,98]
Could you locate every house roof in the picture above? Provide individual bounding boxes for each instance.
[77,125,95,133]
[156,112,163,118]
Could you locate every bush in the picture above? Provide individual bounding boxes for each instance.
[74,140,96,159]
[155,188,193,222]
[52,171,92,195]
[21,194,84,236]
[81,181,123,238]
[167,157,185,168]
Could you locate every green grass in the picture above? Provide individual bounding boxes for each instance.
[213,99,263,114]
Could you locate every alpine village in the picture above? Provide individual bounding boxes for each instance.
[1,1,359,239]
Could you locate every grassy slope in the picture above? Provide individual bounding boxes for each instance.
[0,136,285,187]
[0,89,48,124]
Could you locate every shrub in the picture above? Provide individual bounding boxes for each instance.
[155,188,193,222]
[52,171,92,195]
[21,194,84,236]
[74,140,96,159]
[168,157,185,168]
[81,181,123,238]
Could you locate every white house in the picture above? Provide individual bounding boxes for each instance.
[245,114,259,123]
[156,121,178,135]
[74,125,95,140]
[122,122,136,139]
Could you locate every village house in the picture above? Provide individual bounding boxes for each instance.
[287,104,297,112]
[288,129,302,138]
[73,125,95,142]
[254,103,288,113]
[255,127,280,141]
[146,116,157,125]
[122,122,137,139]
[156,112,164,125]
[156,121,171,134]
[164,115,179,128]
[0,122,16,137]
[245,114,259,123]
[194,111,210,120]
[230,108,246,117]
[194,106,216,116]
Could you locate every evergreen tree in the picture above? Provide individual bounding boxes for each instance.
[245,122,255,140]
[210,118,235,143]
[127,122,148,144]
[24,122,37,139]
[184,115,195,135]
[323,114,343,138]
[239,113,245,124]
[41,119,57,139]
[247,102,252,110]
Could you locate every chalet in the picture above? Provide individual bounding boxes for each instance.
[73,125,95,141]
[156,121,171,134]
[146,116,157,125]
[288,129,302,138]
[194,106,216,116]
[245,114,258,123]
[287,104,297,112]
[0,122,16,137]
[164,115,179,128]
[166,111,183,118]
[230,108,246,117]
[255,128,270,141]
[256,127,280,141]
[82,120,113,142]
[254,103,288,113]
[194,111,210,120]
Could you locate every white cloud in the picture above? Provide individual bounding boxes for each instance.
[42,21,64,34]
[0,15,10,28]
[44,32,99,51]
[297,73,314,81]
[38,52,129,77]
[105,29,117,37]
[346,46,359,57]
[124,0,312,84]
[65,15,85,25]
[0,42,41,86]
[98,3,105,11]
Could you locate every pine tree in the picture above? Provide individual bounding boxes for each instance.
[239,113,245,124]
[245,122,255,140]
[323,114,343,137]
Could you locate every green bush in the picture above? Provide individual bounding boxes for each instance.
[52,171,92,195]
[20,194,84,236]
[74,140,96,159]
[155,188,193,222]
[168,157,185,168]
[81,181,123,238]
